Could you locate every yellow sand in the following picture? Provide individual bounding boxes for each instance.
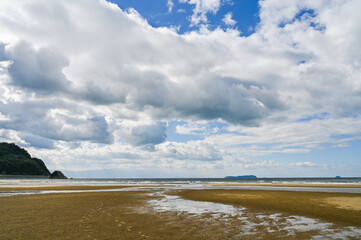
[1,185,361,239]
[175,189,361,227]
[0,190,299,240]
[324,197,361,211]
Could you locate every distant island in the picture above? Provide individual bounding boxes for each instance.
[50,170,68,179]
[0,142,67,179]
[225,175,257,179]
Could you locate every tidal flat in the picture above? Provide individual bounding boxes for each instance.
[0,184,361,239]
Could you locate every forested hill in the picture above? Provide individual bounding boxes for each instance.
[0,142,51,176]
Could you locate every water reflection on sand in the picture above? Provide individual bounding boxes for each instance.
[1,180,361,239]
[147,190,361,239]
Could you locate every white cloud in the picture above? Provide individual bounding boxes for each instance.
[222,12,236,27]
[290,161,322,167]
[0,0,361,176]
[5,41,70,93]
[176,125,204,135]
[175,122,216,135]
[180,0,221,26]
[167,0,174,13]
[119,121,167,147]
[206,117,361,156]
[156,141,223,161]
[0,129,27,145]
[0,112,10,121]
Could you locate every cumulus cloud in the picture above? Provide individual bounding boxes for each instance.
[0,0,360,176]
[20,133,56,149]
[157,141,223,161]
[222,12,236,27]
[0,0,286,126]
[180,0,221,26]
[5,41,70,93]
[0,100,113,144]
[28,140,353,178]
[119,122,167,147]
[206,116,361,157]
[0,129,27,146]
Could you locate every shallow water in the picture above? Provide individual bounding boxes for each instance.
[1,178,361,239]
[1,177,361,195]
[211,185,361,193]
[0,186,164,197]
[148,192,244,216]
[1,184,361,197]
[147,191,361,239]
[1,177,361,185]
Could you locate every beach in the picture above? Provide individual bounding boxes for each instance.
[1,180,361,239]
[1,0,361,238]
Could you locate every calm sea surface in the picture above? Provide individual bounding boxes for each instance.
[1,177,360,238]
[1,177,361,195]
[70,177,361,184]
[1,177,361,185]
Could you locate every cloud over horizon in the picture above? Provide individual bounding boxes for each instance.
[0,0,360,177]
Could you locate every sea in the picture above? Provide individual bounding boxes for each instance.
[1,177,361,184]
[2,176,361,184]
[1,177,361,238]
[1,177,361,194]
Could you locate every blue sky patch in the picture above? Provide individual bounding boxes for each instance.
[297,112,329,122]
[108,0,260,35]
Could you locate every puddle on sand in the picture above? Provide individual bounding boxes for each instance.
[284,215,333,232]
[148,192,361,239]
[0,186,163,197]
[0,191,38,197]
[312,226,361,240]
[148,194,244,216]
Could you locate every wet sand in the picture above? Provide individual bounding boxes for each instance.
[1,185,361,239]
[0,190,275,240]
[175,189,361,227]
[208,183,361,188]
[2,181,360,191]
[0,184,166,191]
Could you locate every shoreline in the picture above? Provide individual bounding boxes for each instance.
[208,183,361,188]
[1,184,361,239]
[0,184,169,191]
[1,182,361,192]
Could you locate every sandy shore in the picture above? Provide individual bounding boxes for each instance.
[2,181,360,191]
[0,184,167,191]
[175,189,361,227]
[1,185,361,239]
[1,190,268,240]
[208,183,361,188]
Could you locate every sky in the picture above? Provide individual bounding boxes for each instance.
[0,0,360,178]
